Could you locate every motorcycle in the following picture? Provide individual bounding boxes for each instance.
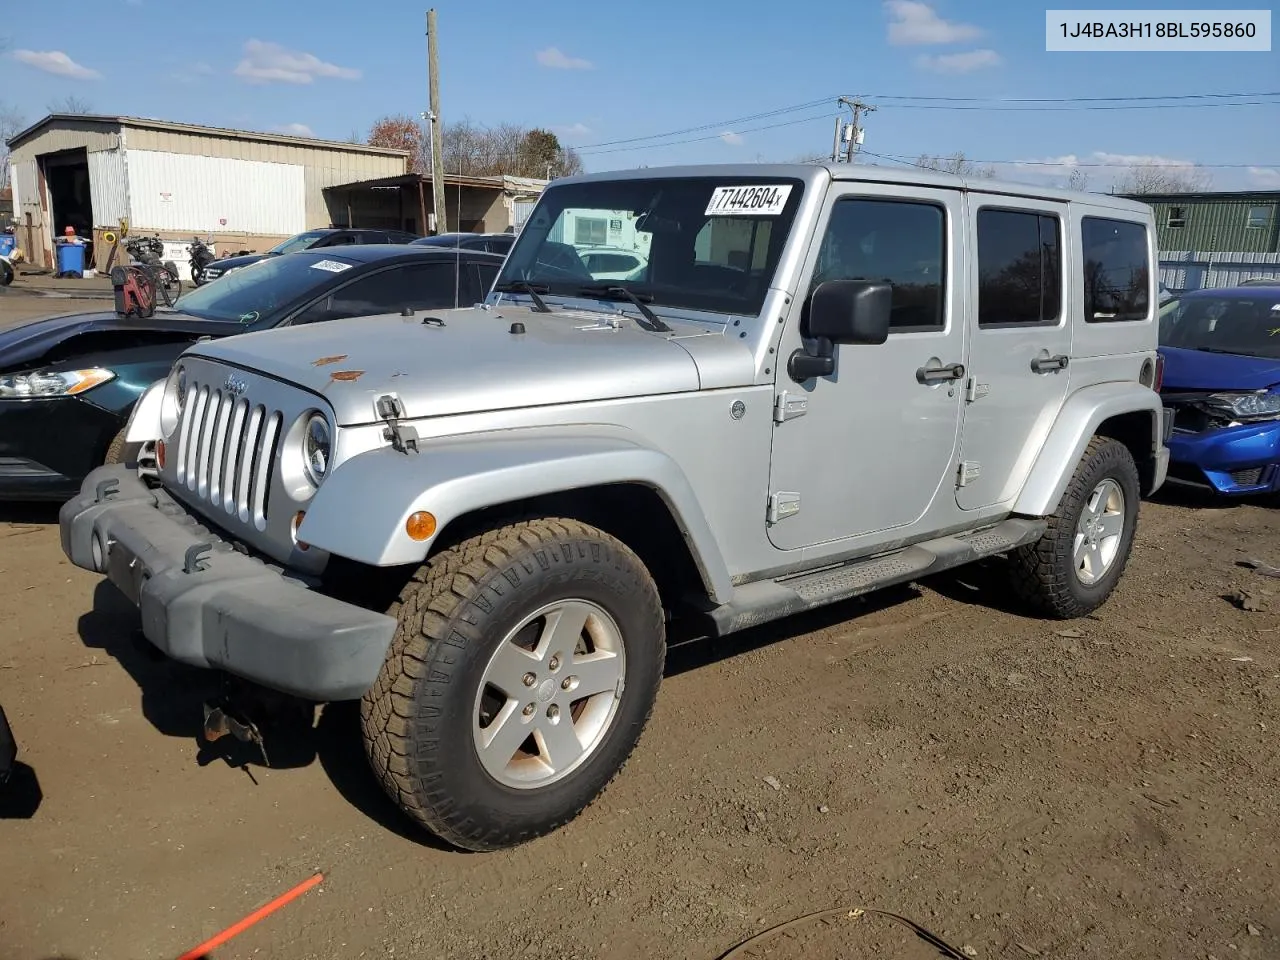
[188,234,216,286]
[124,234,181,306]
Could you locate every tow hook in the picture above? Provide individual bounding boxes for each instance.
[203,699,269,766]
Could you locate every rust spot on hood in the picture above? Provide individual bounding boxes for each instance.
[312,354,348,366]
[329,370,365,383]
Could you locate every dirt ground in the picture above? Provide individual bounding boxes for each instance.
[1,290,1277,960]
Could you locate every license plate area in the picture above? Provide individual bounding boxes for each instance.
[105,539,146,606]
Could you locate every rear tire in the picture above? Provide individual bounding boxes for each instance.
[361,518,666,851]
[103,427,129,466]
[1008,436,1141,619]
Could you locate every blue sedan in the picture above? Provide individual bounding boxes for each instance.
[1159,287,1280,496]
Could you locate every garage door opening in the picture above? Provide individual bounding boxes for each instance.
[42,148,94,266]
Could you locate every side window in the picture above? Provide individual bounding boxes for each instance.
[292,263,460,324]
[1082,217,1150,323]
[976,209,1062,327]
[321,233,357,247]
[810,198,946,332]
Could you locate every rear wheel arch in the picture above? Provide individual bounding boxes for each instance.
[1095,409,1161,496]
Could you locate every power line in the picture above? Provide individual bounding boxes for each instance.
[866,99,1280,112]
[575,96,837,150]
[577,111,836,156]
[859,150,1272,170]
[867,90,1280,103]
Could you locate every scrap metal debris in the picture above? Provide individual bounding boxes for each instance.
[311,354,348,366]
[328,370,364,383]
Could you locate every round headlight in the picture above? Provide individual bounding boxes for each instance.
[302,413,331,486]
[160,364,187,436]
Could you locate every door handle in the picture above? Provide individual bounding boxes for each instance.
[1031,354,1070,374]
[916,362,966,384]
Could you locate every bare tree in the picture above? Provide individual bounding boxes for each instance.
[915,151,996,178]
[369,114,582,179]
[1066,168,1089,191]
[1112,162,1211,194]
[48,95,94,115]
[0,104,25,191]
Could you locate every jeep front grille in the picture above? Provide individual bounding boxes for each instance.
[173,379,282,530]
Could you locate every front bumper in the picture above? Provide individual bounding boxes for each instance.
[0,397,123,501]
[60,465,398,701]
[1165,418,1280,495]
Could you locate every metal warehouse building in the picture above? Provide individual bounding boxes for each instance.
[5,114,409,272]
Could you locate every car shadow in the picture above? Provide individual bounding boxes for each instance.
[74,581,453,850]
[0,762,43,819]
[0,502,62,526]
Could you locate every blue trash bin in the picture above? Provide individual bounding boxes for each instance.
[0,234,15,258]
[56,241,85,278]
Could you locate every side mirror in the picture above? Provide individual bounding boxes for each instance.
[787,280,892,383]
[810,279,892,345]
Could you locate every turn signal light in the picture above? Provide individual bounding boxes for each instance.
[155,440,166,469]
[406,511,437,541]
[292,511,309,551]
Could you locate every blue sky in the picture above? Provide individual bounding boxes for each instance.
[2,0,1277,190]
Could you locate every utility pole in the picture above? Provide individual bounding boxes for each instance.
[426,9,447,235]
[835,96,875,163]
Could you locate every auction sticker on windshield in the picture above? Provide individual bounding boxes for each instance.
[705,185,793,217]
[310,259,352,273]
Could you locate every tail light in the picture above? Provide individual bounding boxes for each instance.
[1153,353,1165,393]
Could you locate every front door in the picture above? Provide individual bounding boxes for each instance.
[955,196,1072,511]
[768,187,968,551]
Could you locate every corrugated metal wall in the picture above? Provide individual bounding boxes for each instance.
[511,199,537,233]
[7,123,121,165]
[126,150,306,234]
[124,127,405,228]
[1149,198,1280,253]
[87,148,128,227]
[1159,250,1280,291]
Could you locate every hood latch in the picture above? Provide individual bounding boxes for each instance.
[375,394,420,455]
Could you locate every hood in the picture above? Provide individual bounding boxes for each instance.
[187,304,748,425]
[0,308,243,372]
[1160,345,1280,393]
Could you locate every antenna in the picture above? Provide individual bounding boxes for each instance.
[452,154,463,308]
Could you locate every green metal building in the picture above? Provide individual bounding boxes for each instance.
[1120,190,1280,254]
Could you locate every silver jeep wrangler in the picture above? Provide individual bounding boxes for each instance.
[60,163,1168,851]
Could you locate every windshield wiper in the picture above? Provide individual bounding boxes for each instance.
[493,280,551,313]
[577,284,672,333]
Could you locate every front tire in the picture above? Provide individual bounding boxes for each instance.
[361,518,666,851]
[1008,436,1141,619]
[0,260,12,286]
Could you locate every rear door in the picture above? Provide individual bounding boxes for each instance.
[955,196,1072,511]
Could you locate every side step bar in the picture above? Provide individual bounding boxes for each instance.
[702,517,1046,637]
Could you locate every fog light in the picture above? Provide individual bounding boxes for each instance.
[292,510,309,550]
[156,440,166,469]
[406,511,437,541]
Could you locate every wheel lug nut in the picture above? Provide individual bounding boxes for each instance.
[547,704,560,721]
[522,703,536,717]
[561,677,574,690]
[548,656,561,672]
[522,672,536,687]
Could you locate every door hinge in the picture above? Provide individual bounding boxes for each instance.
[773,391,808,423]
[767,491,801,524]
[964,377,989,403]
[956,461,981,487]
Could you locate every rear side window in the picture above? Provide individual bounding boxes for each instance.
[1082,217,1150,323]
[977,209,1062,327]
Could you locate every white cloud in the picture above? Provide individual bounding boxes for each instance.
[915,48,1001,72]
[535,47,593,70]
[233,40,360,85]
[275,123,315,137]
[720,131,745,146]
[1091,151,1198,170]
[1248,167,1280,188]
[12,49,101,80]
[553,122,592,138]
[885,0,982,45]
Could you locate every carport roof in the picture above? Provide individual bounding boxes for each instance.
[6,113,411,157]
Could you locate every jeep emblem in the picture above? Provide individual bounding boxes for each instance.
[224,374,248,396]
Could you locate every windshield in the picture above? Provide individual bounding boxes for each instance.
[269,230,330,255]
[495,176,805,319]
[174,253,355,325]
[1160,295,1280,359]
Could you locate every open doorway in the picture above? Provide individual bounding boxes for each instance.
[42,148,93,266]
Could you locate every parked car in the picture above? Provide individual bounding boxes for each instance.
[411,232,514,256]
[201,227,422,282]
[61,163,1166,852]
[576,246,648,280]
[1158,286,1280,496]
[0,246,502,500]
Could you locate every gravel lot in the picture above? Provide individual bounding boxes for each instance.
[0,290,1276,960]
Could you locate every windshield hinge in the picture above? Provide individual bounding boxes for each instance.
[773,392,808,423]
[375,394,420,455]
